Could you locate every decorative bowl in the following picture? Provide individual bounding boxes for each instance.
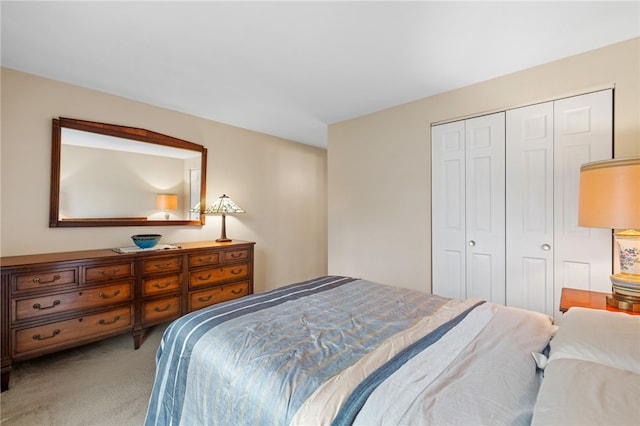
[131,234,162,249]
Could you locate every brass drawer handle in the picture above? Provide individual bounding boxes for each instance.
[197,273,212,281]
[33,329,60,340]
[33,274,61,284]
[197,256,215,263]
[198,295,213,303]
[231,288,244,295]
[98,315,121,325]
[154,304,172,312]
[153,281,173,289]
[98,289,121,299]
[98,267,121,276]
[33,300,61,310]
[229,252,243,258]
[230,268,243,275]
[153,261,174,269]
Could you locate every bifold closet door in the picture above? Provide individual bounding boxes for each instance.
[506,89,613,316]
[432,120,466,299]
[506,102,555,314]
[553,90,613,304]
[465,114,506,303]
[432,113,505,303]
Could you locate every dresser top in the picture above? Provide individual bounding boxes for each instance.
[0,240,255,268]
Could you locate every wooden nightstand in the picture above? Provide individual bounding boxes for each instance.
[559,287,640,315]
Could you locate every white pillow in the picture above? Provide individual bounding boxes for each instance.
[532,358,640,426]
[549,307,640,374]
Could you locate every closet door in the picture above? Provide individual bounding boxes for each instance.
[465,113,506,303]
[553,90,613,304]
[431,120,466,299]
[431,112,505,303]
[506,102,555,314]
[505,89,613,316]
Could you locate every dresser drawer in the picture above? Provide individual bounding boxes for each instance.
[223,248,250,263]
[188,251,221,268]
[84,262,133,282]
[142,275,181,296]
[14,306,132,356]
[142,296,181,323]
[13,281,133,322]
[189,281,250,311]
[189,263,248,288]
[142,256,182,275]
[14,268,78,292]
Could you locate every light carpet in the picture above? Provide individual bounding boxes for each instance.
[0,324,167,426]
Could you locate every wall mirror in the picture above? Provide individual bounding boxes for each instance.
[50,117,207,227]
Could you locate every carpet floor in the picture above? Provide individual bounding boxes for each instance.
[0,324,167,426]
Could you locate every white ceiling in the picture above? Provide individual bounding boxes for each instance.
[2,1,638,148]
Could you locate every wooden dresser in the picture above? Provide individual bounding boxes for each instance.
[0,240,254,391]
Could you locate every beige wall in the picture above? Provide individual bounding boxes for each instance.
[0,68,328,293]
[328,37,640,293]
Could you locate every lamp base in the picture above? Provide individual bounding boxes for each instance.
[216,238,231,243]
[608,273,640,312]
[606,294,640,312]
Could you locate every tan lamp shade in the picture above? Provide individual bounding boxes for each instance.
[156,194,178,211]
[578,158,640,230]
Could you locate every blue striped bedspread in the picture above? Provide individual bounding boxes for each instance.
[144,276,455,425]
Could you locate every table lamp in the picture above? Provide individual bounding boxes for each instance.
[578,157,640,312]
[156,194,178,220]
[204,194,245,242]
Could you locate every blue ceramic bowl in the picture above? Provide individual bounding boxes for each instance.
[131,234,162,249]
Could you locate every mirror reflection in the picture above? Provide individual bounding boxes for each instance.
[51,118,207,227]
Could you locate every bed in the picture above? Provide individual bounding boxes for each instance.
[144,276,639,425]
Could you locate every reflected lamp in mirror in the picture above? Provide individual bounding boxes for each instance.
[578,157,640,312]
[157,194,178,220]
[204,194,245,242]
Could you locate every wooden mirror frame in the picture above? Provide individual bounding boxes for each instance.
[50,117,207,227]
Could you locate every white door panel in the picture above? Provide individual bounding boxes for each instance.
[467,252,493,301]
[506,102,554,314]
[465,113,505,304]
[432,121,466,298]
[443,250,465,300]
[521,257,551,312]
[554,90,613,309]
